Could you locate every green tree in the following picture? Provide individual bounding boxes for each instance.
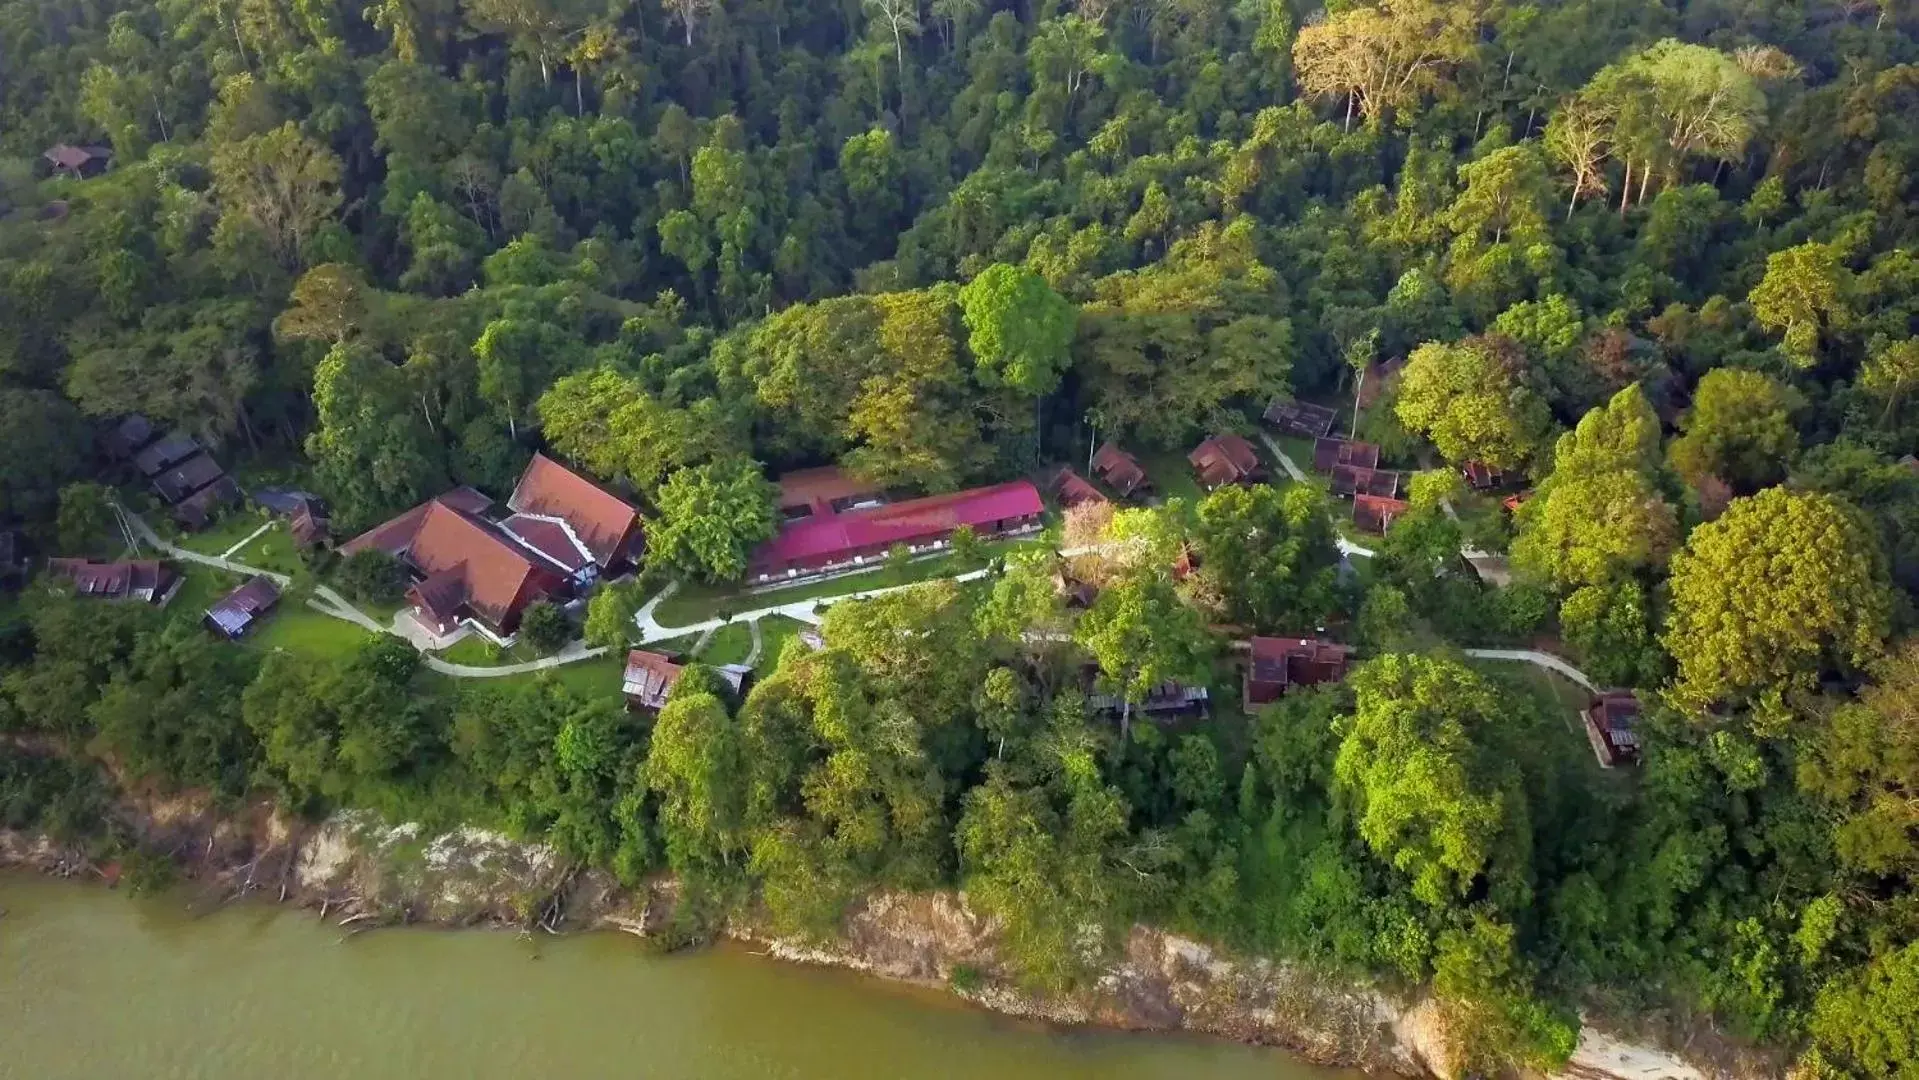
[1191,484,1341,630]
[1749,242,1858,368]
[210,122,344,272]
[1075,571,1213,739]
[1512,385,1677,590]
[1667,368,1801,493]
[54,482,117,556]
[958,262,1076,398]
[1333,654,1530,910]
[1396,336,1553,470]
[1664,487,1892,715]
[583,579,643,651]
[518,600,571,654]
[643,689,745,874]
[645,458,777,584]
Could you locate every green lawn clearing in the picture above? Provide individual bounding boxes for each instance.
[1137,449,1203,504]
[175,511,275,558]
[246,603,375,662]
[699,622,754,665]
[754,616,807,677]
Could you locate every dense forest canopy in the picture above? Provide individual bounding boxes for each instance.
[2,0,1919,1074]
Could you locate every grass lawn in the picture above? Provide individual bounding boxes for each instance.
[1137,449,1203,504]
[699,621,754,665]
[246,603,375,662]
[754,615,807,677]
[436,635,503,666]
[545,654,626,699]
[650,538,1044,628]
[235,527,307,577]
[175,511,275,558]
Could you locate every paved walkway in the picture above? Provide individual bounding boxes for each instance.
[117,502,609,680]
[743,619,764,667]
[220,521,275,560]
[1462,648,1598,692]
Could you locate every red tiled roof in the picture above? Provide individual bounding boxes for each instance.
[623,649,685,710]
[342,498,557,628]
[289,505,329,547]
[44,144,109,170]
[1190,434,1261,487]
[1053,468,1108,508]
[1263,400,1337,438]
[1331,464,1400,498]
[502,513,590,573]
[508,453,640,568]
[1461,461,1503,490]
[438,486,495,516]
[1246,636,1354,703]
[753,481,1044,569]
[1353,494,1410,534]
[1091,443,1148,495]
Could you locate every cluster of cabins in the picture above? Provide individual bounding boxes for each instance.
[1052,432,1268,514]
[104,416,241,530]
[341,453,644,644]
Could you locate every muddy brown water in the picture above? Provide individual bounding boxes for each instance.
[0,874,1357,1079]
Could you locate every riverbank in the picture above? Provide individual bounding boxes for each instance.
[0,793,1752,1080]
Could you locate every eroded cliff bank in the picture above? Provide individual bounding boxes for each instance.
[0,796,1757,1080]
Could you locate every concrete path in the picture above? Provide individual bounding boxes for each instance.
[743,618,764,667]
[426,640,608,678]
[690,623,720,656]
[220,521,275,560]
[1255,436,1377,558]
[118,506,293,586]
[1462,648,1598,692]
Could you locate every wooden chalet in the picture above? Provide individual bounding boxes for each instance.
[45,558,175,604]
[1501,491,1532,514]
[205,576,281,639]
[133,433,201,478]
[1331,464,1401,498]
[1583,690,1643,768]
[102,414,157,461]
[44,144,111,180]
[1189,434,1262,489]
[1087,680,1211,721]
[775,465,884,523]
[1052,467,1109,508]
[1312,437,1380,473]
[1243,636,1354,706]
[1461,461,1504,491]
[1262,399,1337,439]
[288,503,330,548]
[623,649,751,711]
[173,476,242,529]
[1352,494,1410,534]
[1091,443,1150,498]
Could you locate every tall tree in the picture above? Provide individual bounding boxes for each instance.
[1291,0,1480,129]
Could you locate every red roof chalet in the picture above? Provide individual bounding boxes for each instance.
[1052,468,1109,508]
[1091,443,1150,497]
[1243,636,1354,706]
[776,466,884,522]
[750,480,1044,578]
[1312,437,1380,473]
[1189,434,1262,488]
[46,558,175,604]
[1583,690,1643,768]
[340,496,565,635]
[44,144,111,179]
[505,453,643,573]
[1501,491,1532,514]
[1352,494,1410,534]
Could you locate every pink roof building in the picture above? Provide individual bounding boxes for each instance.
[750,480,1044,577]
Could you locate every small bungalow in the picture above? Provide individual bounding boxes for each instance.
[1262,399,1337,439]
[1312,437,1381,474]
[776,466,884,523]
[1330,464,1401,499]
[44,144,111,180]
[288,503,331,548]
[623,650,755,711]
[1352,494,1410,534]
[1583,690,1643,768]
[1053,468,1109,509]
[1461,461,1504,491]
[1243,636,1354,706]
[45,558,175,604]
[173,475,242,530]
[205,576,281,638]
[1501,491,1532,514]
[1086,680,1211,721]
[1465,554,1513,588]
[152,452,227,504]
[1091,443,1150,498]
[1189,434,1262,489]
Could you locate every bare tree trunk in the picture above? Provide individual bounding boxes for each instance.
[1566,181,1580,221]
[1350,368,1365,439]
[576,73,585,116]
[1619,159,1632,215]
[1344,94,1354,132]
[1637,162,1652,205]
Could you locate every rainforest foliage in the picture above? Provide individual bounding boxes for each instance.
[2,0,1919,1072]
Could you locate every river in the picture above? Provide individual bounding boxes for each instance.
[0,875,1353,1079]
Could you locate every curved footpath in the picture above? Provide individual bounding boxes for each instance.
[113,505,606,678]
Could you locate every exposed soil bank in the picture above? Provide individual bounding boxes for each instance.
[0,793,1760,1080]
